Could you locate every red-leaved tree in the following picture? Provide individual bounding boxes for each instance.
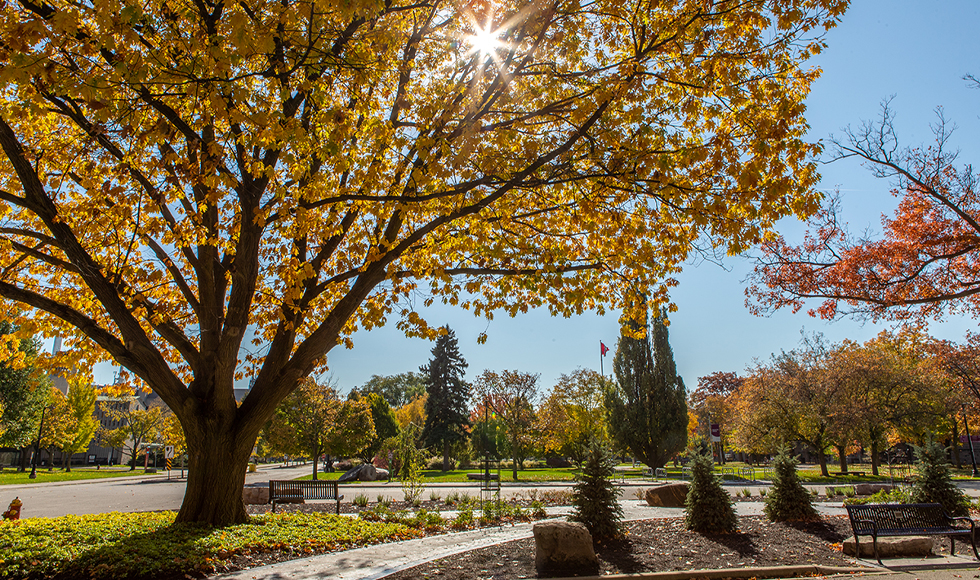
[748,95,980,322]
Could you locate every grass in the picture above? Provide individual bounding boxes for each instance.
[0,467,157,486]
[0,510,421,579]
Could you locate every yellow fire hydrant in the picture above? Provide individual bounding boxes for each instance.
[2,497,22,521]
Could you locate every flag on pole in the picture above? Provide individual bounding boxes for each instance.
[600,341,609,357]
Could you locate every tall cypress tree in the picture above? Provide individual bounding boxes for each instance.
[606,305,687,468]
[421,327,470,471]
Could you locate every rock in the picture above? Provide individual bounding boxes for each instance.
[546,455,572,468]
[533,520,599,574]
[645,483,689,507]
[338,463,381,482]
[376,468,390,480]
[843,535,934,558]
[242,486,270,505]
[855,483,896,495]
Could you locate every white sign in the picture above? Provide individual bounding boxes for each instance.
[164,445,175,459]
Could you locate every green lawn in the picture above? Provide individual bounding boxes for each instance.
[0,467,160,486]
[0,511,420,579]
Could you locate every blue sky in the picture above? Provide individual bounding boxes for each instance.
[89,2,980,396]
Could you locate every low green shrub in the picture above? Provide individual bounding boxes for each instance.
[452,508,474,530]
[353,493,370,507]
[844,486,913,505]
[429,491,441,502]
[530,500,546,518]
[376,495,392,508]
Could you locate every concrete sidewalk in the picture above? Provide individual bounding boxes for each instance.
[214,501,857,580]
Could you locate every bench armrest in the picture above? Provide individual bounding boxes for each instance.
[852,517,878,535]
[949,516,976,530]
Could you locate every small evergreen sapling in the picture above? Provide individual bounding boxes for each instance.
[569,439,624,542]
[912,437,969,516]
[764,445,818,522]
[684,452,737,533]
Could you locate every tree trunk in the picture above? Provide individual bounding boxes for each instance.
[817,450,828,477]
[443,440,450,472]
[174,427,253,525]
[18,446,28,472]
[952,422,962,467]
[64,452,72,472]
[871,440,880,476]
[836,445,847,474]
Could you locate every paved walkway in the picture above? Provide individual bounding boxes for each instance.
[215,501,854,580]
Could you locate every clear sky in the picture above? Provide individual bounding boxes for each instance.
[89,1,980,396]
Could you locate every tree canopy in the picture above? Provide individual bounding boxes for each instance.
[0,0,845,523]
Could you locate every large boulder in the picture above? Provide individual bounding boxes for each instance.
[843,536,934,558]
[645,483,689,507]
[854,483,896,496]
[533,520,599,575]
[338,463,381,482]
[242,486,270,505]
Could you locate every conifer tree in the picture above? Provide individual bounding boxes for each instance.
[569,438,623,542]
[764,445,818,522]
[421,327,470,471]
[912,437,969,516]
[685,451,738,534]
[606,305,688,468]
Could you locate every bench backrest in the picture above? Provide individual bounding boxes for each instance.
[269,480,339,500]
[846,503,951,534]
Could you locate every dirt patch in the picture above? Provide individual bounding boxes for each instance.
[380,515,868,579]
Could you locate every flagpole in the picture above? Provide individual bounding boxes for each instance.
[600,341,604,377]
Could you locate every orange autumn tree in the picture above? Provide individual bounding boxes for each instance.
[0,0,845,524]
[748,98,980,321]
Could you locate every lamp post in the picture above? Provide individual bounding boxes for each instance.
[28,404,49,480]
[962,404,978,478]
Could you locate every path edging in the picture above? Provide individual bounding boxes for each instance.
[547,565,874,580]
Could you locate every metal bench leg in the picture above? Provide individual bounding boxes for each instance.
[873,535,883,566]
[951,537,955,556]
[971,532,979,560]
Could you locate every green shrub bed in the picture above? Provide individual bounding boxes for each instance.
[0,511,422,579]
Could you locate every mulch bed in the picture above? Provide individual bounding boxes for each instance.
[381,515,866,580]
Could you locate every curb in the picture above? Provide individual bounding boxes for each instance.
[547,565,875,580]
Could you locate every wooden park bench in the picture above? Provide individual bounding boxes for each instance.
[832,471,866,477]
[845,503,978,565]
[269,480,344,514]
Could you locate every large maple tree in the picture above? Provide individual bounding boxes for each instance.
[748,97,980,321]
[0,0,845,524]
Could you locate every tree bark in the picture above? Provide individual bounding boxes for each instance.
[817,450,828,477]
[871,440,880,476]
[175,426,253,525]
[836,445,847,474]
[443,439,450,472]
[952,422,962,467]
